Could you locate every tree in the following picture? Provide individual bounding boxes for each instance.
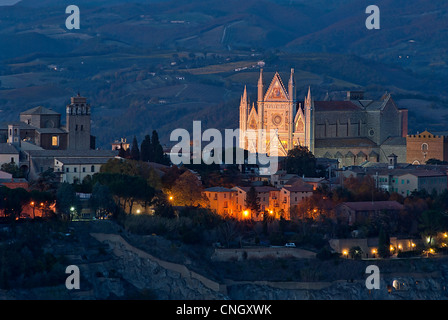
[151,130,169,165]
[1,187,30,221]
[56,182,80,220]
[378,226,390,258]
[92,173,155,215]
[29,189,55,218]
[130,135,140,161]
[419,210,448,246]
[30,168,59,194]
[90,182,116,219]
[152,192,176,218]
[118,144,127,158]
[426,158,448,165]
[285,146,317,177]
[349,246,363,259]
[170,170,205,207]
[1,162,24,178]
[140,135,152,162]
[245,186,260,218]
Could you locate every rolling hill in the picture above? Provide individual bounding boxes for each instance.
[0,0,447,148]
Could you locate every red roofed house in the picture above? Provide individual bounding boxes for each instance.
[232,186,278,220]
[279,180,314,218]
[335,201,405,225]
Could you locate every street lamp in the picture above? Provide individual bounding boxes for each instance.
[30,201,35,219]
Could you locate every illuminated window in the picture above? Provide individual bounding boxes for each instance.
[52,136,59,147]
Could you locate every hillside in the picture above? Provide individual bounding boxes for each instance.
[0,0,447,147]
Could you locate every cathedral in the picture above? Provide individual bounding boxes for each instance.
[0,93,117,181]
[239,69,408,166]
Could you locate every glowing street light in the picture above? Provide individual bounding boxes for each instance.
[30,201,35,219]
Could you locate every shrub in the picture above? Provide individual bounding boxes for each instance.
[316,247,338,260]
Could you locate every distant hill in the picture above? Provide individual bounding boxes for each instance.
[0,0,447,148]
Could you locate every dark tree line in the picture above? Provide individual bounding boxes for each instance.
[119,130,169,165]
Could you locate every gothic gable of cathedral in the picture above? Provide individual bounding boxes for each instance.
[239,69,408,166]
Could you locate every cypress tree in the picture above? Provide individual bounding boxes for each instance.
[245,186,260,218]
[378,227,390,258]
[130,135,140,161]
[151,130,165,164]
[140,135,152,162]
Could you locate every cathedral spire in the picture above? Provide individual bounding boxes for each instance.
[241,85,247,104]
[288,68,295,101]
[240,85,249,107]
[258,68,264,102]
[305,86,312,109]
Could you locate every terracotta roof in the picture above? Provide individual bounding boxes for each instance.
[339,201,404,211]
[399,170,447,177]
[20,106,60,115]
[315,137,377,148]
[313,101,363,112]
[283,184,313,192]
[204,187,236,193]
[283,177,314,192]
[0,143,19,154]
[234,186,278,193]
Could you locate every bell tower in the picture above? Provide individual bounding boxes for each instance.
[66,93,91,150]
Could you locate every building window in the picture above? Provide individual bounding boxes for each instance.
[91,165,95,173]
[66,167,69,172]
[82,167,86,173]
[52,136,59,147]
[74,167,77,173]
[81,125,83,131]
[421,143,428,151]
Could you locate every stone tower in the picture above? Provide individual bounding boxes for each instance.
[66,93,91,150]
[8,124,20,147]
[304,86,314,154]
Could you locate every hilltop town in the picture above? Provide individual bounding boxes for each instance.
[0,76,447,299]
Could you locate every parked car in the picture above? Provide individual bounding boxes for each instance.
[285,243,296,248]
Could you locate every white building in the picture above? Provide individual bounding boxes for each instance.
[54,157,111,183]
[0,143,19,167]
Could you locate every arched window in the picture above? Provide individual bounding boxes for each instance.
[421,143,428,151]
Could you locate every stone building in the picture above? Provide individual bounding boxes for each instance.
[239,69,408,166]
[406,130,448,164]
[203,187,237,217]
[0,93,94,153]
[0,93,116,180]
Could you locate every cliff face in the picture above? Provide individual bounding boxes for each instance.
[227,276,448,300]
[1,224,448,300]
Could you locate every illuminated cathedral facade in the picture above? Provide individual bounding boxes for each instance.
[239,69,408,166]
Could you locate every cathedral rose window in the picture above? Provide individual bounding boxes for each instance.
[272,114,282,126]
